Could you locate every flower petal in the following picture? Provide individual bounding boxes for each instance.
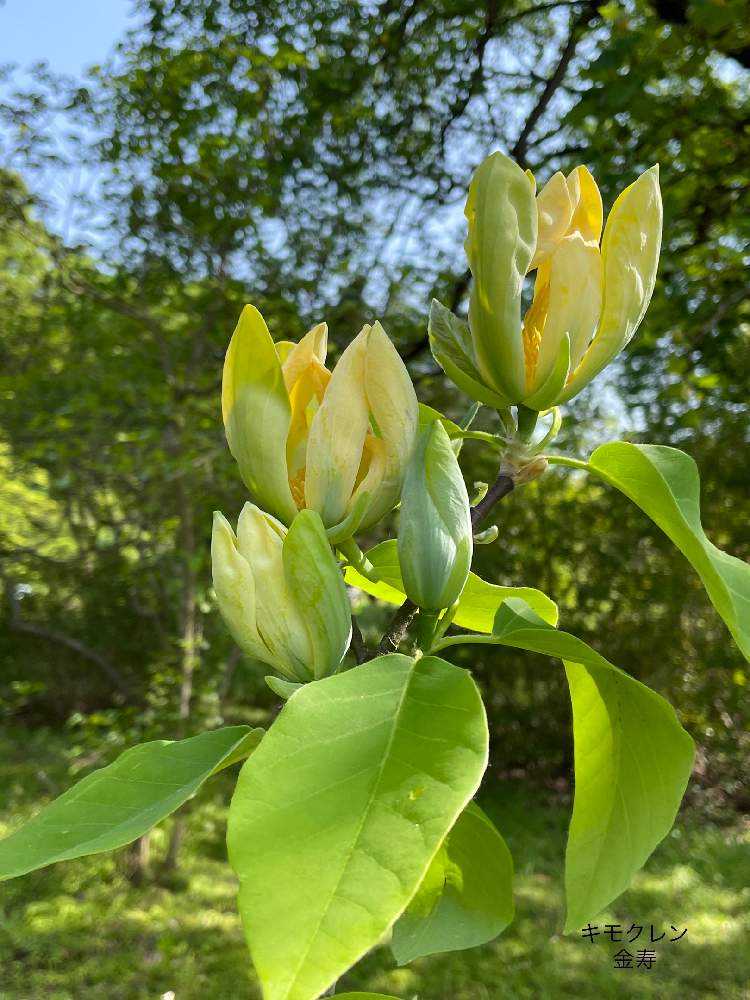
[282,510,352,679]
[237,503,315,681]
[561,166,662,402]
[222,306,298,524]
[357,321,419,528]
[304,326,371,527]
[211,511,268,665]
[530,171,575,269]
[465,152,535,402]
[566,165,603,246]
[529,233,602,394]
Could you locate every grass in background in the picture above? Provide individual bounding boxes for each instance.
[1,728,748,999]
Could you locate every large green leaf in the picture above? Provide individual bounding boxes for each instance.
[434,599,694,932]
[0,726,263,880]
[227,654,488,1000]
[391,801,513,965]
[336,995,400,999]
[586,442,750,661]
[344,539,558,629]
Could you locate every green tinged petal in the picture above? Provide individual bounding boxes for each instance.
[282,509,352,679]
[222,305,298,523]
[237,503,314,682]
[465,152,537,402]
[356,320,419,528]
[211,511,268,664]
[428,299,511,408]
[398,421,473,611]
[523,333,570,412]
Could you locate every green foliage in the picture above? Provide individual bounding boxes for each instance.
[0,727,262,880]
[435,598,695,930]
[584,443,750,661]
[0,0,747,993]
[2,729,748,999]
[345,540,559,629]
[391,802,514,966]
[227,654,488,1000]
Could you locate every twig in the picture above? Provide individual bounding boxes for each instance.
[470,471,515,529]
[377,599,419,655]
[350,616,369,664]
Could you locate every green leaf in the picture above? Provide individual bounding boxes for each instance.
[227,654,488,1000]
[344,539,558,629]
[0,726,263,881]
[391,802,513,965]
[335,995,401,999]
[417,401,463,440]
[586,442,750,661]
[437,598,694,932]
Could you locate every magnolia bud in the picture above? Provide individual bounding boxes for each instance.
[211,505,351,682]
[398,420,473,611]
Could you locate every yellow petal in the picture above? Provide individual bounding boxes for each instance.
[522,272,550,389]
[525,168,537,195]
[221,305,297,523]
[304,325,371,527]
[566,165,603,246]
[356,320,419,528]
[561,165,662,403]
[281,322,328,393]
[284,334,331,497]
[530,171,575,269]
[237,503,314,681]
[529,233,602,393]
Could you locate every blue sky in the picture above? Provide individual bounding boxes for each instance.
[1,0,132,76]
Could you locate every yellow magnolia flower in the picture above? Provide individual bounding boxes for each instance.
[222,305,419,540]
[430,151,662,410]
[211,505,351,682]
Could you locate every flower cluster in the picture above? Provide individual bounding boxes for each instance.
[212,151,662,683]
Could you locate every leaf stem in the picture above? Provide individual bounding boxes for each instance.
[430,633,498,653]
[338,538,381,583]
[544,453,590,472]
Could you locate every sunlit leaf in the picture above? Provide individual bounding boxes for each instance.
[436,598,694,931]
[345,539,558,628]
[0,726,263,880]
[587,443,750,661]
[227,654,488,1000]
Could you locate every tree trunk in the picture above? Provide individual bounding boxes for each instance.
[163,484,202,872]
[124,831,152,884]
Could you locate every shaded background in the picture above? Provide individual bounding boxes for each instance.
[0,0,748,997]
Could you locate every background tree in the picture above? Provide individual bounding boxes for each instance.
[0,0,747,829]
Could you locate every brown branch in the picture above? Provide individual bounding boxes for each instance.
[350,616,369,664]
[377,599,419,656]
[511,3,598,168]
[471,472,515,529]
[6,597,133,697]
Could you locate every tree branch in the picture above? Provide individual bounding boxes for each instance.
[511,3,598,168]
[471,472,515,529]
